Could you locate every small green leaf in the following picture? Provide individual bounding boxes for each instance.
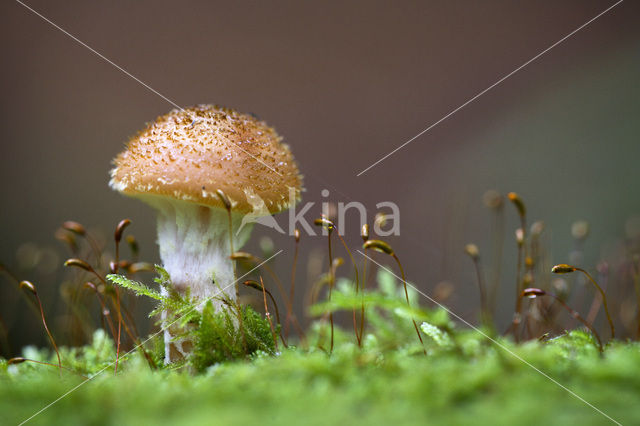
[107,274,164,301]
[420,322,452,348]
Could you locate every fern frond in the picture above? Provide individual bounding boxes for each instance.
[107,274,164,301]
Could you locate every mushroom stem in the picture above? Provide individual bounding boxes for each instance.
[147,199,253,362]
[155,200,252,300]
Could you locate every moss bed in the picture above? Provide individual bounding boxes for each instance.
[2,270,639,426]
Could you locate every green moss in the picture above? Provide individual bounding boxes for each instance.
[2,334,640,425]
[191,301,276,372]
[2,268,639,425]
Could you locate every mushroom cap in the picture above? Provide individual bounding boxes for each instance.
[110,105,303,214]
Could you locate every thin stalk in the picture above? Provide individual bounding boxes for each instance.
[65,258,140,347]
[359,256,367,343]
[114,286,122,374]
[489,204,504,315]
[243,279,287,347]
[585,292,603,327]
[511,236,524,340]
[327,231,335,353]
[549,294,603,352]
[472,257,489,326]
[507,193,527,341]
[84,282,117,341]
[226,298,248,354]
[334,231,361,347]
[311,268,338,354]
[260,277,279,351]
[232,252,305,342]
[285,230,300,340]
[262,286,282,328]
[309,259,343,306]
[360,215,369,343]
[391,253,426,355]
[20,281,61,376]
[522,288,603,352]
[218,296,249,357]
[576,268,615,339]
[113,219,131,274]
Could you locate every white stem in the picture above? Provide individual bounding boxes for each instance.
[141,197,253,362]
[155,201,251,303]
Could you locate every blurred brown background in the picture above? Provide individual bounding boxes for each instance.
[1,0,639,356]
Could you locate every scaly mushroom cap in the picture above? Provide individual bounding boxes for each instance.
[109,104,303,214]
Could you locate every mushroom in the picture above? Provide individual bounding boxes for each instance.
[109,104,302,362]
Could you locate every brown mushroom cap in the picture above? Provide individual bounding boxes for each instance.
[110,105,303,214]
